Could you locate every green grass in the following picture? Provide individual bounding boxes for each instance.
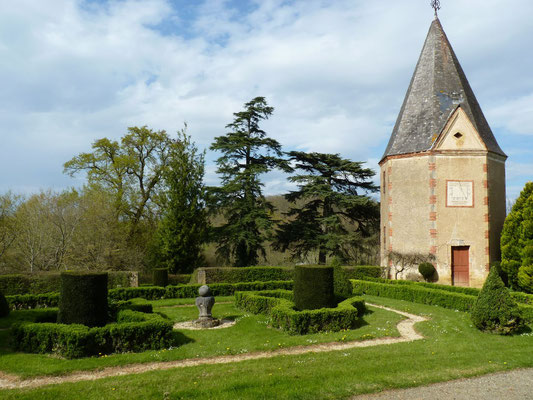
[1,296,532,399]
[0,297,401,378]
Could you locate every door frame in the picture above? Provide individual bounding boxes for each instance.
[451,245,470,286]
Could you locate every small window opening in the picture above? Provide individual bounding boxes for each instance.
[454,132,463,139]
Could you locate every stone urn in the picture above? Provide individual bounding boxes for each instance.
[194,285,220,328]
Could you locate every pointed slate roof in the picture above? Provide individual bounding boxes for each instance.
[381,18,506,161]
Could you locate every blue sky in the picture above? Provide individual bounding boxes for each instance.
[0,0,532,201]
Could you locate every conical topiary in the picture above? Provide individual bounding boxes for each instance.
[471,267,524,335]
[0,290,10,318]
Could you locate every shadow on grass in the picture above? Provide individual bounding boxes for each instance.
[172,330,195,346]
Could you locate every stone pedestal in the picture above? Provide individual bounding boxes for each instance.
[194,285,220,328]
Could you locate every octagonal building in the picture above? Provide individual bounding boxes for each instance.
[380,17,506,287]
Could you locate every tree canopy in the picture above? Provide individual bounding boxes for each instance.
[209,97,288,267]
[150,128,208,273]
[501,181,533,292]
[64,126,173,238]
[274,151,379,264]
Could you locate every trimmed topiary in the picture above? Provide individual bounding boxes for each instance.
[418,262,436,282]
[0,290,10,317]
[153,268,169,287]
[294,265,335,310]
[471,267,524,335]
[331,258,352,301]
[57,271,108,327]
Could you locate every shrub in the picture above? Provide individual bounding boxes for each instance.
[57,272,108,327]
[332,258,353,301]
[0,272,138,296]
[6,292,60,310]
[352,280,476,312]
[108,280,293,301]
[418,262,436,282]
[294,265,335,310]
[235,290,365,334]
[471,267,524,334]
[501,181,533,290]
[11,310,174,358]
[0,290,9,317]
[153,268,169,287]
[518,264,533,293]
[189,266,294,284]
[342,266,384,280]
[169,274,192,285]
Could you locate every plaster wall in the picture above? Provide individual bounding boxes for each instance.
[380,155,431,277]
[433,154,488,287]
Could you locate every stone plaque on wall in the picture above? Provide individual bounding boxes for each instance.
[446,180,473,207]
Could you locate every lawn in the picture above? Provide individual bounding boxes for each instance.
[1,295,532,399]
[0,296,401,378]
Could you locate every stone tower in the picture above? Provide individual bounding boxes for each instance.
[380,18,507,287]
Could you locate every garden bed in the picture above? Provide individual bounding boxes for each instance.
[235,290,366,334]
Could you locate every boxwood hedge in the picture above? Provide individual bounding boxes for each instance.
[11,309,174,358]
[352,279,533,323]
[57,272,108,327]
[190,266,294,284]
[235,290,365,335]
[294,265,335,310]
[0,271,138,295]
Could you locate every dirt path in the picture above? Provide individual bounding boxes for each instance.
[0,303,427,390]
[351,368,533,400]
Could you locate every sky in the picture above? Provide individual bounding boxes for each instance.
[1,0,532,201]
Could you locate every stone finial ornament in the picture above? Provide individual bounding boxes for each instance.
[194,285,220,328]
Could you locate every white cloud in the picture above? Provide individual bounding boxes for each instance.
[1,0,533,197]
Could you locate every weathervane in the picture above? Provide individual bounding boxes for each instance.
[431,0,441,17]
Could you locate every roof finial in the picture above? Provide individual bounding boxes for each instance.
[431,0,441,18]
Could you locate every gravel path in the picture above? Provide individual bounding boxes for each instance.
[0,303,426,390]
[351,368,533,400]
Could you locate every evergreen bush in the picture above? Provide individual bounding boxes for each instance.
[235,290,365,334]
[153,268,169,287]
[418,262,436,282]
[57,272,108,327]
[501,181,533,290]
[0,290,10,317]
[517,264,533,294]
[294,265,335,310]
[471,267,524,334]
[331,258,353,301]
[12,310,174,358]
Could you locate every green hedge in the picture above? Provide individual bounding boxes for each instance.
[0,271,138,295]
[358,276,481,296]
[57,272,108,327]
[342,266,384,280]
[352,279,533,324]
[153,268,169,287]
[235,290,365,335]
[294,265,335,310]
[11,310,174,358]
[190,266,294,284]
[0,290,10,317]
[6,293,60,310]
[6,281,293,309]
[109,280,293,301]
[358,276,533,305]
[352,280,476,312]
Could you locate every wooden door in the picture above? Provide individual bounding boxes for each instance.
[452,246,469,286]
